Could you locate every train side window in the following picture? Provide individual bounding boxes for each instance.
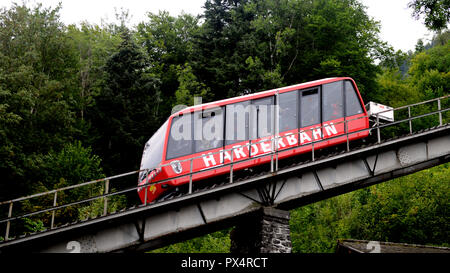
[322,81,344,122]
[279,91,298,132]
[166,113,193,159]
[226,101,250,145]
[194,107,224,153]
[251,96,274,139]
[345,80,364,116]
[301,88,320,127]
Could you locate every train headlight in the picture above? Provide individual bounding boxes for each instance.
[170,160,182,174]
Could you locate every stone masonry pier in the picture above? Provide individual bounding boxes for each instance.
[230,207,292,253]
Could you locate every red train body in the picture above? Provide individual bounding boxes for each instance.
[137,77,369,203]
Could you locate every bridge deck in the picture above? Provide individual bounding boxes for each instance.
[0,124,448,253]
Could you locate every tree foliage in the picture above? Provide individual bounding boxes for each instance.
[150,230,231,253]
[192,0,385,100]
[0,3,79,200]
[290,164,450,253]
[408,0,450,31]
[21,141,105,232]
[90,29,160,175]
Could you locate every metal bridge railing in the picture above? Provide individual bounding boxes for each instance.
[1,94,449,242]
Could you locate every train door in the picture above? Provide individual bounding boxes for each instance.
[299,86,323,151]
[321,80,346,146]
[278,90,300,157]
[223,100,251,169]
[192,106,225,178]
[249,96,275,164]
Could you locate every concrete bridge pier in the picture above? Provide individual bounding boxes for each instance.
[230,207,292,253]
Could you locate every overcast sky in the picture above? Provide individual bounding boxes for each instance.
[1,0,433,52]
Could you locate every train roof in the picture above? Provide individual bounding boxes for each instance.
[171,77,354,117]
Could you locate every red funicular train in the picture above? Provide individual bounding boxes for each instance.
[137,77,369,203]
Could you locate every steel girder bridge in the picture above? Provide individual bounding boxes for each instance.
[0,95,449,253]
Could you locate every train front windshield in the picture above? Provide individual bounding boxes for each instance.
[139,120,168,181]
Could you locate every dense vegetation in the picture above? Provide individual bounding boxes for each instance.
[152,164,450,253]
[0,0,448,251]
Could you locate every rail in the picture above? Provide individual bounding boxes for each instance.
[1,94,449,242]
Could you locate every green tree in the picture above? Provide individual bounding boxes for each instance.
[408,0,450,31]
[0,3,79,200]
[374,69,422,107]
[408,40,450,99]
[349,164,449,247]
[91,29,160,177]
[21,141,105,232]
[191,0,386,101]
[289,164,450,253]
[192,0,253,99]
[416,39,426,52]
[66,22,122,122]
[374,31,449,135]
[136,11,199,114]
[151,230,231,253]
[301,0,384,99]
[174,63,212,106]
